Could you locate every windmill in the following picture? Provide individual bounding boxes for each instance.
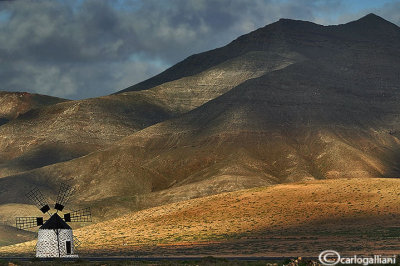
[16,183,91,258]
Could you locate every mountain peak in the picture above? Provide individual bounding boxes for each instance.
[358,13,387,22]
[351,13,397,27]
[362,13,383,19]
[339,13,400,37]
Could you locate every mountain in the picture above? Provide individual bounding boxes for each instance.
[1,14,400,251]
[118,13,399,93]
[0,51,298,177]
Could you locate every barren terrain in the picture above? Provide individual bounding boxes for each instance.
[1,178,399,257]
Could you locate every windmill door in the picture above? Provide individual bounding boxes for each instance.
[66,241,72,254]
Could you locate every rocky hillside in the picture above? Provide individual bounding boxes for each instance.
[0,93,175,177]
[0,91,67,124]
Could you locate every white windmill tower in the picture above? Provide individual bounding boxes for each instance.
[16,184,91,258]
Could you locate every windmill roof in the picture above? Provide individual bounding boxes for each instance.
[40,213,71,230]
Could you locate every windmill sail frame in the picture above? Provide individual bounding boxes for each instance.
[64,207,92,223]
[16,217,44,230]
[26,187,51,214]
[55,183,74,212]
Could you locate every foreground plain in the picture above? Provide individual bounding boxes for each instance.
[1,178,399,257]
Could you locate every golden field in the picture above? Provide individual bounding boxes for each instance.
[1,177,399,257]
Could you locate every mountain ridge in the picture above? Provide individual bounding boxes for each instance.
[118,13,399,94]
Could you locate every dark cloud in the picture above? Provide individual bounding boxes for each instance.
[0,0,399,99]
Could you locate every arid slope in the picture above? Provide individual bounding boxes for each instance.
[121,50,304,114]
[1,178,399,256]
[0,91,67,124]
[0,224,35,248]
[0,93,173,177]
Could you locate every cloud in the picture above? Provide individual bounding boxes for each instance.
[0,0,170,99]
[0,0,398,99]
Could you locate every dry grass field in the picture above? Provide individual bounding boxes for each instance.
[1,177,399,257]
[0,224,35,247]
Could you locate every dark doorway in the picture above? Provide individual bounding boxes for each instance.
[66,241,71,254]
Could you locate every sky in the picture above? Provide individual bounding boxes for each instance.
[0,0,399,100]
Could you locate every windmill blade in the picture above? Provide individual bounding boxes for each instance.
[64,207,91,223]
[54,183,74,211]
[25,187,51,214]
[16,217,44,230]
